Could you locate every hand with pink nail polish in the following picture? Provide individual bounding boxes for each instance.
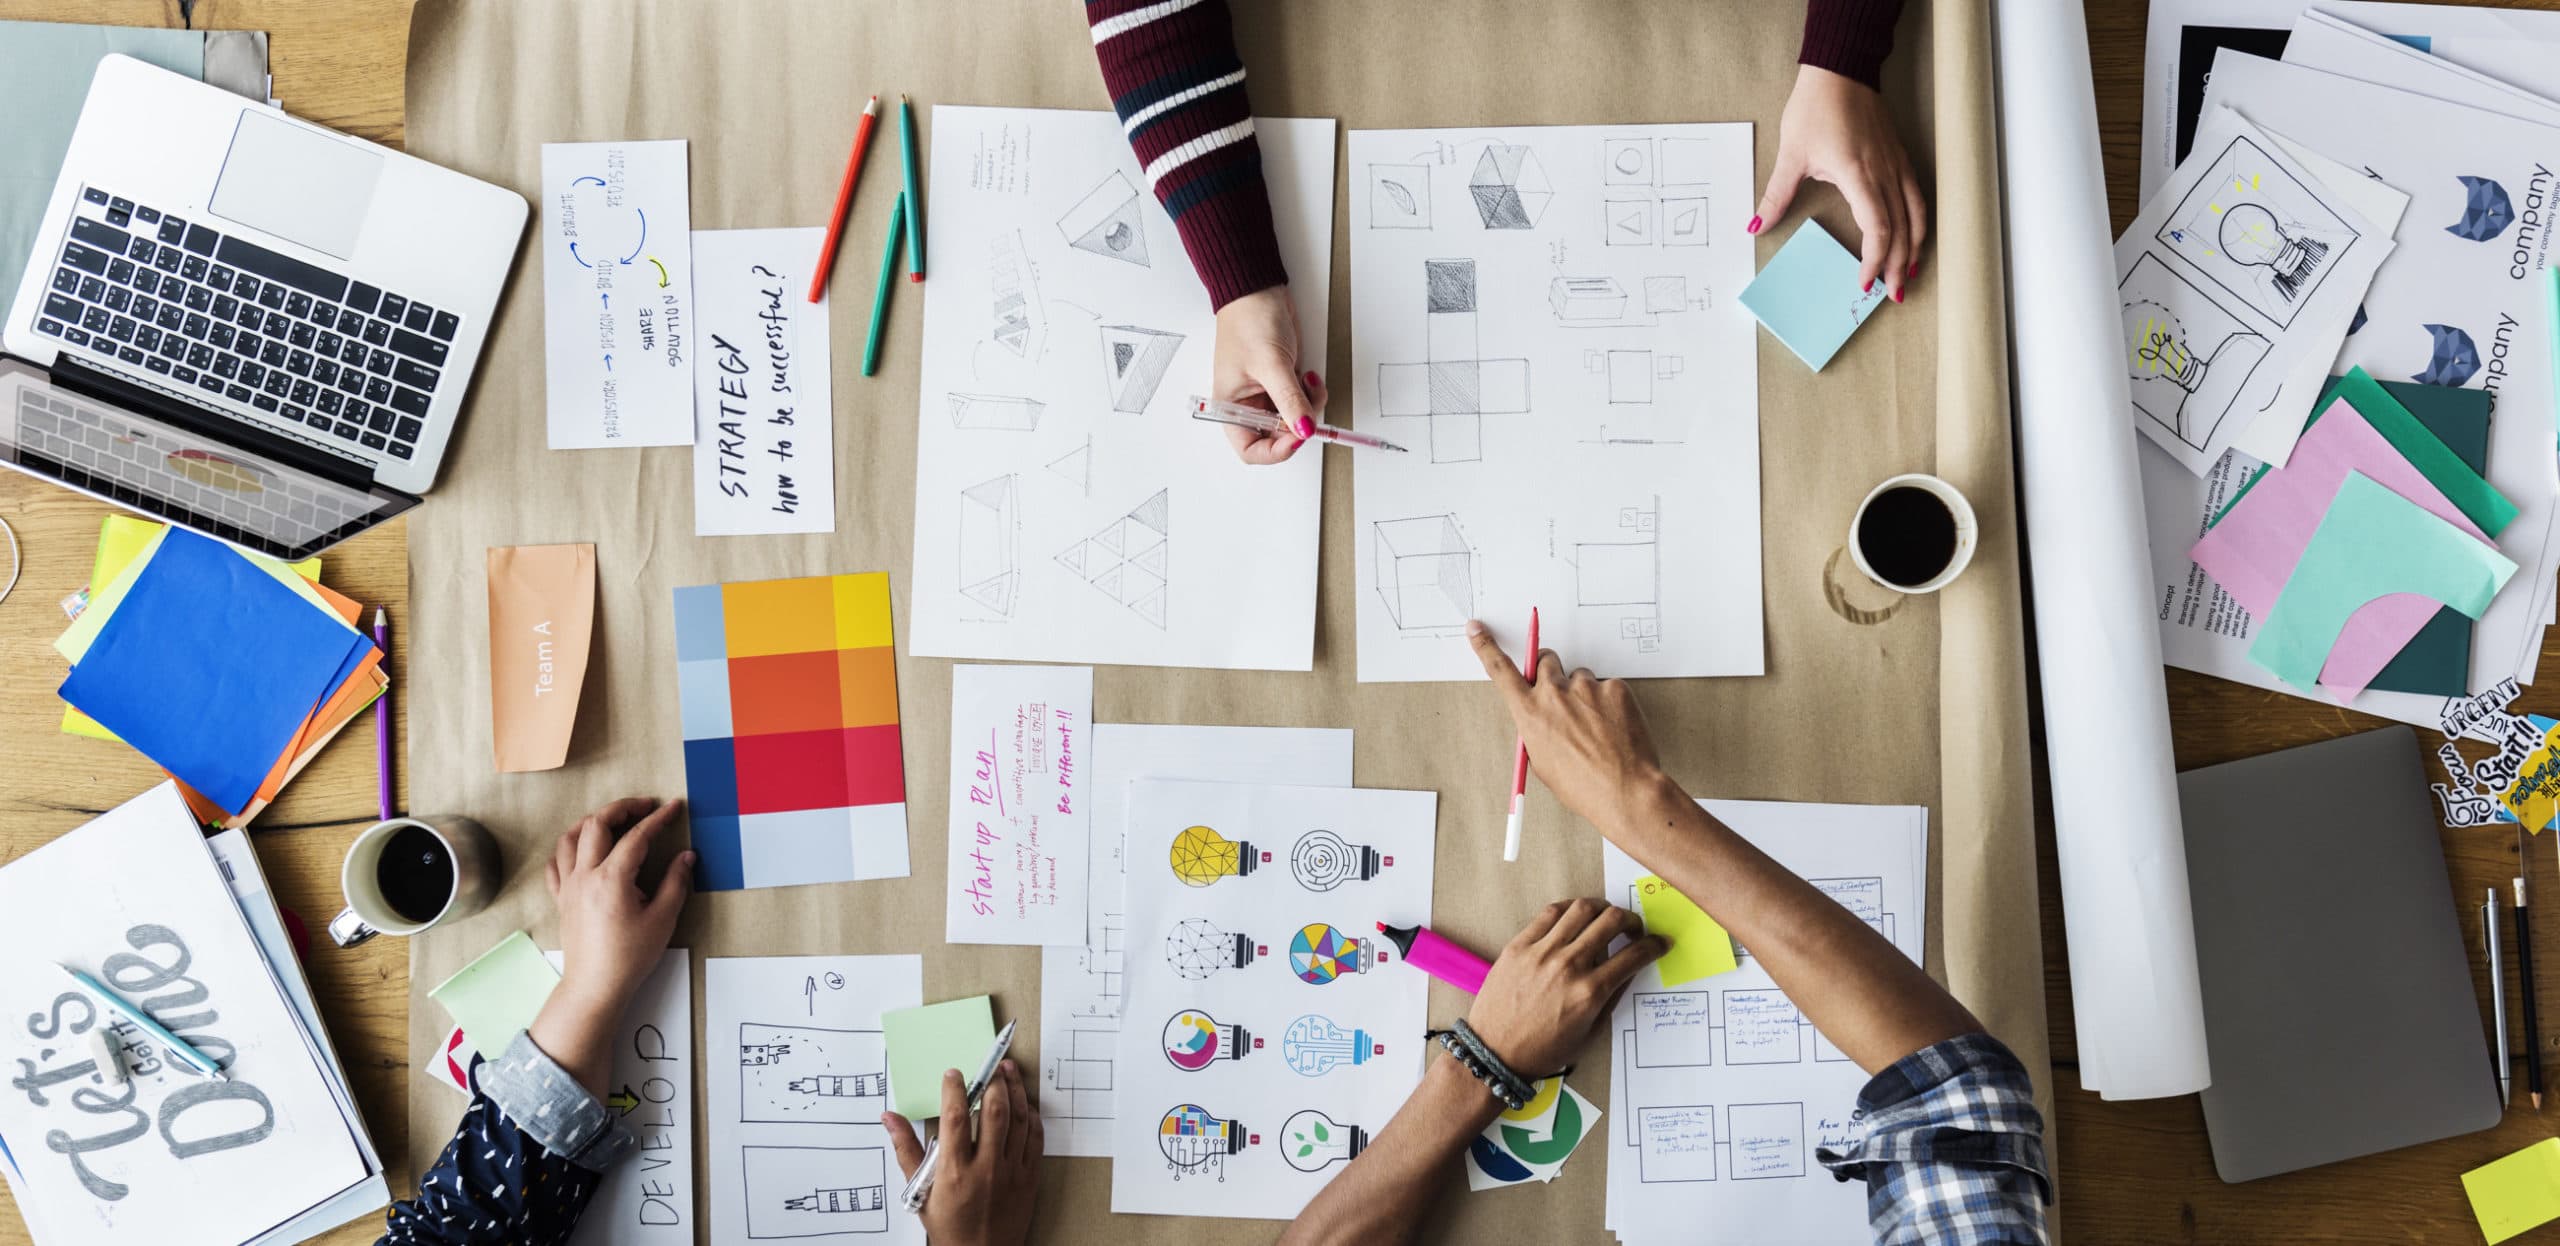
[1756,65,1930,302]
[1210,285,1325,466]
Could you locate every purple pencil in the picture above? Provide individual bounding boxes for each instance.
[374,607,393,822]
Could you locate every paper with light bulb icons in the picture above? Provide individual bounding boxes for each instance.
[944,664,1093,945]
[2114,104,2394,476]
[1112,779,1438,1219]
[1464,1077,1602,1190]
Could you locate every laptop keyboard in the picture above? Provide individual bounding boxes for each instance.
[14,385,366,551]
[32,186,461,462]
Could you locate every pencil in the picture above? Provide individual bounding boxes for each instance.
[808,95,881,304]
[864,193,907,377]
[898,94,926,282]
[373,606,392,822]
[2521,864,2545,1110]
[1502,607,1539,862]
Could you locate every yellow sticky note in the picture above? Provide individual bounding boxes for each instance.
[1635,876,1738,985]
[2501,719,2560,832]
[2465,1138,2560,1243]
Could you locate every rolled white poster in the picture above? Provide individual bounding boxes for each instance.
[1993,0,2212,1100]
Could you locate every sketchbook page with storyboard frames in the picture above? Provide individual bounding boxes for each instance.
[1348,124,1762,682]
[906,107,1333,671]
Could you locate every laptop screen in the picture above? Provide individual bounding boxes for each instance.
[0,356,411,560]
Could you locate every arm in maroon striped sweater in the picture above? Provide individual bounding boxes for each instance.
[1759,0,1928,301]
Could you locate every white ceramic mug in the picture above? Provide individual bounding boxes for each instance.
[330,814,499,947]
[1847,472,1979,595]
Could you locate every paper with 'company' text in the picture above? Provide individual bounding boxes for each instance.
[542,140,697,449]
[692,227,833,536]
[945,664,1091,946]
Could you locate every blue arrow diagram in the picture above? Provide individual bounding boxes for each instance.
[569,241,593,268]
[619,209,648,265]
[572,175,606,188]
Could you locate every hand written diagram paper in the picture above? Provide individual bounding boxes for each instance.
[1601,799,1927,1245]
[545,949,694,1246]
[1110,780,1436,1220]
[2115,105,2391,474]
[945,664,1091,946]
[542,140,697,449]
[705,955,923,1246]
[693,228,834,536]
[1037,725,1354,1158]
[1348,125,1761,682]
[908,107,1335,671]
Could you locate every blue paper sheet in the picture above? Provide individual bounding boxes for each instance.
[59,529,365,812]
[1737,220,1888,371]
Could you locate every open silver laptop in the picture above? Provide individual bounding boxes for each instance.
[0,54,525,558]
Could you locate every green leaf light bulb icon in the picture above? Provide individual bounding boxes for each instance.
[1280,1108,1368,1172]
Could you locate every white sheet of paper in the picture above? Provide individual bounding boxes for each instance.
[546,950,693,1246]
[705,956,923,1246]
[692,227,834,536]
[1037,725,1354,1157]
[541,140,698,448]
[1600,799,1927,1245]
[907,107,1335,670]
[2115,105,2392,473]
[0,784,370,1246]
[1110,780,1437,1219]
[1348,124,1762,682]
[2290,6,2560,126]
[945,664,1092,945]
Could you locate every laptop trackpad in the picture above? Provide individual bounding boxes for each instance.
[208,110,382,261]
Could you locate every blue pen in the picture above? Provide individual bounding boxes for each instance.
[57,964,227,1082]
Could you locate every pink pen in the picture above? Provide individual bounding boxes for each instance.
[1188,395,1410,453]
[1376,922,1491,995]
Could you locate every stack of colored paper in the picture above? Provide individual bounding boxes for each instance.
[54,523,386,825]
[2190,368,2518,702]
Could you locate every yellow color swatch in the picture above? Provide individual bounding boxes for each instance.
[1635,875,1738,985]
[2465,1137,2560,1244]
[833,571,894,650]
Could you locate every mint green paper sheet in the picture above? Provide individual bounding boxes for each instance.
[2329,368,2515,536]
[1736,220,1888,371]
[2251,471,2517,692]
[0,22,205,309]
[428,930,562,1048]
[881,995,996,1119]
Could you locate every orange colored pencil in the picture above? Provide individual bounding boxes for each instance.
[808,95,881,303]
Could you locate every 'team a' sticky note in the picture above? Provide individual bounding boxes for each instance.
[429,930,562,1049]
[1635,876,1738,985]
[881,994,996,1119]
[2465,1137,2560,1243]
[1738,220,1888,371]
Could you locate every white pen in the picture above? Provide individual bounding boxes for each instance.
[901,1020,1017,1213]
[2491,888,2512,1107]
[1189,395,1409,453]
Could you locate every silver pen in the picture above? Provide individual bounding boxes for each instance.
[901,1020,1017,1213]
[2492,887,2512,1107]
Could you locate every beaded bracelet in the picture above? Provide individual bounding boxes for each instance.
[1426,1018,1565,1111]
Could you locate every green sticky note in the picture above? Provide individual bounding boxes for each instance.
[1635,876,1738,985]
[429,931,561,1048]
[2466,1138,2560,1244]
[881,995,996,1119]
[2250,472,2516,692]
[2332,367,2514,536]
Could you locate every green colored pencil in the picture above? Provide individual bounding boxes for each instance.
[864,193,906,376]
[898,94,925,282]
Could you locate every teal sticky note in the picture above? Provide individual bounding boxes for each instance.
[881,995,996,1119]
[2250,472,2516,692]
[429,931,561,1048]
[1738,221,1888,370]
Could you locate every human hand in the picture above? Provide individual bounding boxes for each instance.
[1754,64,1929,302]
[1468,899,1664,1076]
[1210,285,1326,465]
[885,1060,1042,1246]
[1466,621,1670,834]
[546,796,693,1015]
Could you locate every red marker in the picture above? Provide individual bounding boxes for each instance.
[1504,607,1538,861]
[1376,922,1491,995]
[808,95,881,304]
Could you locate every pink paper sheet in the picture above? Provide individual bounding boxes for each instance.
[2190,398,2492,699]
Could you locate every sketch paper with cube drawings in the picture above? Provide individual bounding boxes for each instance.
[1349,125,1762,682]
[2114,105,2392,475]
[705,955,923,1245]
[908,107,1335,670]
[1601,800,1926,1244]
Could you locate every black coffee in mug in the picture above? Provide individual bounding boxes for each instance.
[377,824,456,924]
[1855,485,1960,588]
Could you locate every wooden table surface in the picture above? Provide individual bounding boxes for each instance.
[0,1,2552,1242]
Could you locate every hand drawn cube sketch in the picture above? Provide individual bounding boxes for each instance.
[1100,325,1185,414]
[1378,258,1529,462]
[1368,163,1432,229]
[1643,275,1690,314]
[2156,132,2354,328]
[1058,171,1151,267]
[1374,514,1475,631]
[1469,145,1551,229]
[742,1144,888,1238]
[2119,253,2272,454]
[1056,488,1170,628]
[1551,277,1629,321]
[948,393,1045,432]
[1568,497,1662,652]
[957,474,1021,618]
[738,1024,888,1125]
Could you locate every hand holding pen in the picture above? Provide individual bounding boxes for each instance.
[1191,396,1408,454]
[884,1052,1040,1246]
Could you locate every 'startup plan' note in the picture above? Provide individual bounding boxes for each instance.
[945,664,1091,945]
[692,227,833,536]
[542,140,697,448]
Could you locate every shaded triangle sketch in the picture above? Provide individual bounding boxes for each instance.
[1058,171,1152,266]
[1100,325,1186,413]
[1055,488,1171,629]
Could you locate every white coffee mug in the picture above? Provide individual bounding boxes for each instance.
[1847,472,1979,595]
[331,815,499,947]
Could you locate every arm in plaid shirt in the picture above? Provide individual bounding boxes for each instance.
[1816,1031,2053,1245]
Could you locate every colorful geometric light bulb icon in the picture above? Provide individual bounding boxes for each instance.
[1281,1013,1381,1077]
[1158,1103,1251,1177]
[1166,917,1264,980]
[1280,1108,1369,1173]
[1288,829,1386,892]
[1288,922,1379,985]
[1163,1008,1258,1071]
[1171,824,1267,886]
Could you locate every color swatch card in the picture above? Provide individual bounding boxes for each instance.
[673,573,910,891]
[1737,220,1887,371]
[1111,779,1438,1220]
[945,664,1092,945]
[541,140,698,448]
[692,227,833,536]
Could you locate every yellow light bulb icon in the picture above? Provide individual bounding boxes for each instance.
[1170,824,1259,887]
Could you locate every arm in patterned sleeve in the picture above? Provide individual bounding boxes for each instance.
[377,1034,638,1246]
[1816,1032,2054,1246]
[1800,0,1911,89]
[1086,0,1288,309]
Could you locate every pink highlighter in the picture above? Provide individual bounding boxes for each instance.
[1376,922,1492,995]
